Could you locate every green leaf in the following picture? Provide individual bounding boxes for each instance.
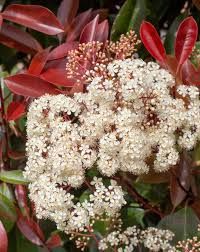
[0,170,29,185]
[0,183,15,202]
[164,14,186,54]
[123,205,145,227]
[111,0,149,41]
[158,207,200,244]
[0,193,17,232]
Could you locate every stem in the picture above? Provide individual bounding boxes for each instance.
[86,226,99,246]
[84,180,94,192]
[114,175,164,218]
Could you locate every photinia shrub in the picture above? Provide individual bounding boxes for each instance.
[1,0,200,252]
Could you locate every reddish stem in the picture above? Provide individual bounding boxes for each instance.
[114,175,164,218]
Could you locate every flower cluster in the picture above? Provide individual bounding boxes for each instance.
[99,226,175,252]
[66,30,140,83]
[28,176,126,235]
[26,58,200,185]
[25,52,200,251]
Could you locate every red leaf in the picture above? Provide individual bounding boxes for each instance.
[8,150,25,160]
[175,17,198,73]
[57,0,79,30]
[66,9,92,42]
[170,152,191,208]
[166,55,178,75]
[41,58,75,87]
[181,60,200,85]
[80,15,99,43]
[2,4,64,35]
[47,42,78,61]
[15,185,30,217]
[0,14,3,29]
[46,234,62,249]
[6,101,25,121]
[17,215,45,246]
[28,47,51,75]
[0,220,8,252]
[5,74,59,97]
[0,23,42,54]
[140,21,167,64]
[94,20,109,42]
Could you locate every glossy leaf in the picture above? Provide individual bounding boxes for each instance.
[17,215,45,246]
[41,58,75,87]
[80,15,99,43]
[46,234,62,249]
[111,0,148,41]
[0,23,42,54]
[95,20,109,42]
[170,152,191,208]
[15,185,30,217]
[5,73,59,97]
[2,4,64,35]
[164,14,186,54]
[57,0,79,30]
[66,9,92,42]
[0,193,17,222]
[175,17,198,72]
[6,101,25,121]
[181,59,200,85]
[0,170,29,185]
[0,183,14,202]
[47,42,78,61]
[140,21,167,64]
[0,191,16,232]
[0,220,8,252]
[28,47,51,76]
[158,207,199,244]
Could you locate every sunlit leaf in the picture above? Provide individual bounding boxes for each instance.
[140,21,167,64]
[2,4,64,35]
[17,215,45,246]
[0,23,42,54]
[66,9,92,42]
[57,0,79,30]
[28,47,51,76]
[80,15,99,43]
[0,170,29,185]
[5,73,59,97]
[175,17,198,73]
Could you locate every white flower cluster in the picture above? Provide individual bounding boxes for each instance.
[25,58,200,185]
[28,176,126,234]
[99,226,175,252]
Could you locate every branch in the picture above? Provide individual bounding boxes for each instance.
[114,174,165,218]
